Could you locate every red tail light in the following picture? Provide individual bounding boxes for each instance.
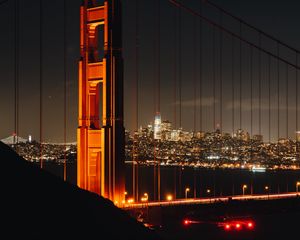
[225,224,231,230]
[183,219,190,226]
[247,222,254,228]
[235,223,241,229]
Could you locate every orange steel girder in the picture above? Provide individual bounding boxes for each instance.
[77,0,125,204]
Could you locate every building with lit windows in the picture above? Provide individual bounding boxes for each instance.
[154,113,162,140]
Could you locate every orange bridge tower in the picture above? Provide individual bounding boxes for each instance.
[77,0,125,204]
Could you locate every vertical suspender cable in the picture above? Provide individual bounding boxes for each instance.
[268,55,271,143]
[173,4,177,199]
[193,17,196,133]
[14,0,19,149]
[136,0,139,203]
[250,46,253,159]
[213,26,216,131]
[178,3,182,129]
[296,54,298,162]
[63,0,67,181]
[259,34,262,136]
[277,43,280,151]
[250,46,253,195]
[231,36,235,196]
[197,2,203,199]
[232,35,234,137]
[157,0,161,202]
[132,0,139,202]
[239,21,242,131]
[199,4,202,133]
[219,12,222,133]
[239,21,242,159]
[40,0,43,169]
[193,16,196,199]
[178,2,182,198]
[152,1,157,202]
[286,63,288,139]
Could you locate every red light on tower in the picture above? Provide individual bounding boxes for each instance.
[235,223,241,229]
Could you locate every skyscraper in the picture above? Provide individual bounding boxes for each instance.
[154,113,162,140]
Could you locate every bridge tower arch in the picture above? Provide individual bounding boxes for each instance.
[77,0,125,204]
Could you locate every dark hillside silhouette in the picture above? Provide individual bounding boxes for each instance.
[0,142,159,240]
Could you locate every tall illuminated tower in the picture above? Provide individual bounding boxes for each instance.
[77,0,125,204]
[154,113,162,140]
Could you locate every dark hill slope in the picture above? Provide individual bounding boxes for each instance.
[0,142,159,240]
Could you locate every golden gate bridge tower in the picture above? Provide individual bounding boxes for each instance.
[77,0,125,204]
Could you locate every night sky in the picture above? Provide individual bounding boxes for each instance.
[1,0,300,143]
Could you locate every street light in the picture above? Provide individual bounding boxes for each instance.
[166,194,173,201]
[296,182,300,193]
[265,186,269,199]
[185,187,190,199]
[141,193,148,202]
[242,184,247,196]
[207,189,211,203]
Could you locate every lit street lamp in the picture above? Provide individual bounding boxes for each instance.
[296,182,300,193]
[265,186,269,199]
[207,189,211,203]
[185,187,190,199]
[166,194,173,201]
[242,184,247,196]
[141,193,149,202]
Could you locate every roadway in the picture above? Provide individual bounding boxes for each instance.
[123,192,300,209]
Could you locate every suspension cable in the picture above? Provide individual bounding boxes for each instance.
[193,14,197,199]
[14,0,19,149]
[156,0,161,202]
[296,54,298,162]
[239,21,242,131]
[173,6,177,130]
[199,3,202,133]
[213,26,216,131]
[173,3,177,199]
[219,12,223,133]
[63,0,67,181]
[178,3,182,129]
[250,45,253,160]
[168,0,300,70]
[178,4,182,198]
[132,0,139,203]
[39,0,43,168]
[259,34,262,136]
[286,63,288,139]
[193,16,196,133]
[277,43,280,143]
[232,35,234,136]
[204,0,300,54]
[268,55,271,143]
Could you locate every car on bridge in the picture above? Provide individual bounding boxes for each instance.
[183,211,255,232]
